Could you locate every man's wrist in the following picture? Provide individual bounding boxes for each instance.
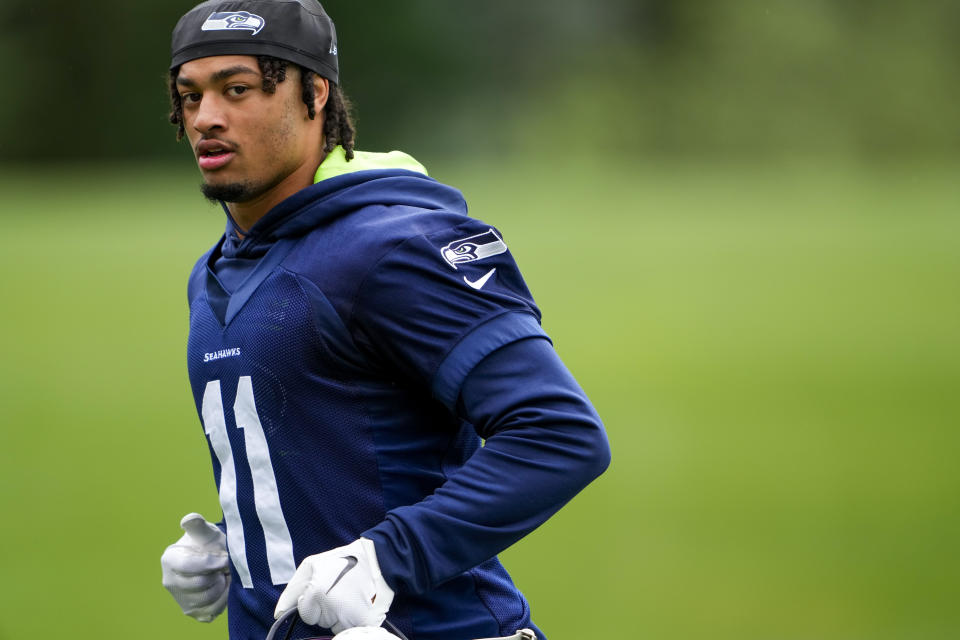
[361,528,403,595]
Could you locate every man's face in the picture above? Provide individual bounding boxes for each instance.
[175,55,320,204]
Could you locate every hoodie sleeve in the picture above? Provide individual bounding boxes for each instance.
[364,336,610,594]
[353,220,610,594]
[350,219,546,394]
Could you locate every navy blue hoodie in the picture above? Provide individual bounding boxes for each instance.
[185,147,610,640]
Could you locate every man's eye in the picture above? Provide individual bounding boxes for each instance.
[181,93,201,105]
[227,86,249,97]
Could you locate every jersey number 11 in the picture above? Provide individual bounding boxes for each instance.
[201,377,297,588]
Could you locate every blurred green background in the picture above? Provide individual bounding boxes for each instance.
[1,1,958,639]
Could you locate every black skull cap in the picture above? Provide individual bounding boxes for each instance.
[171,0,339,84]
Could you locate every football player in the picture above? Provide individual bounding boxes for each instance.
[159,1,610,638]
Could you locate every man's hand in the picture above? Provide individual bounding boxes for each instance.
[161,512,231,622]
[274,538,395,634]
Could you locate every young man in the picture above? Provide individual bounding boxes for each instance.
[159,1,610,639]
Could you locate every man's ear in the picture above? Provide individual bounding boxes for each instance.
[313,76,330,115]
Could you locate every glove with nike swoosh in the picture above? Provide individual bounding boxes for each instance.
[274,538,395,635]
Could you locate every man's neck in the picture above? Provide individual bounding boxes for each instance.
[227,153,325,235]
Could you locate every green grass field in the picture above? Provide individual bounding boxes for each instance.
[0,157,957,640]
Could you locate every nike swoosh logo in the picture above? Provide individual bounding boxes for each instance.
[464,268,496,290]
[326,555,358,593]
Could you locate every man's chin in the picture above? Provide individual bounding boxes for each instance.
[200,179,261,204]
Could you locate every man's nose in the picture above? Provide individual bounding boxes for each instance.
[192,96,227,133]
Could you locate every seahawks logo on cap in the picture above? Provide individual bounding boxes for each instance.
[441,229,508,269]
[201,11,265,35]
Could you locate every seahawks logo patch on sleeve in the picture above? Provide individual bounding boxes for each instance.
[441,228,507,269]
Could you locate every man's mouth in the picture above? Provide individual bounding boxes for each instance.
[196,141,236,171]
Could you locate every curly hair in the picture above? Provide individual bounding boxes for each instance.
[169,55,355,160]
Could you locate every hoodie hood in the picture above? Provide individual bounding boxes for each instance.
[220,147,466,259]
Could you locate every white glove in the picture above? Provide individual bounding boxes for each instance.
[274,538,395,634]
[161,512,231,622]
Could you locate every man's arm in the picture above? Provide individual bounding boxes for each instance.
[364,333,610,594]
[275,219,610,625]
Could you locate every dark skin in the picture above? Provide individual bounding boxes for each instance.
[176,55,330,232]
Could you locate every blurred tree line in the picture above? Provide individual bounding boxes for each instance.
[0,0,956,162]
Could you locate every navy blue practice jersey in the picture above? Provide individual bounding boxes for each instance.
[185,149,609,640]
